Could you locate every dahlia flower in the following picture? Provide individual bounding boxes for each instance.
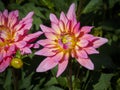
[0,10,42,72]
[35,3,108,77]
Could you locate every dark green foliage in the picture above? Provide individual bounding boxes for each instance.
[0,0,120,90]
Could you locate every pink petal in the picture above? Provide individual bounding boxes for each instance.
[33,43,40,48]
[0,53,3,62]
[60,12,68,24]
[77,39,89,47]
[37,39,55,46]
[53,52,64,62]
[15,41,27,48]
[8,10,19,28]
[19,12,34,30]
[20,12,34,23]
[40,24,53,32]
[3,9,8,17]
[93,37,108,48]
[36,57,58,72]
[76,49,88,58]
[50,13,59,24]
[20,23,32,30]
[80,26,93,34]
[84,47,99,54]
[0,57,11,72]
[8,10,19,18]
[20,47,32,54]
[67,3,76,20]
[59,20,65,32]
[45,32,58,40]
[81,34,96,41]
[57,53,69,77]
[51,22,61,34]
[73,22,80,33]
[23,31,43,42]
[7,45,15,56]
[77,58,94,70]
[35,48,55,56]
[0,14,5,25]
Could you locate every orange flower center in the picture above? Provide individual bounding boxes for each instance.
[59,33,76,50]
[0,25,15,47]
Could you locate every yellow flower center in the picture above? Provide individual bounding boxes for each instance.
[59,33,76,50]
[0,25,15,47]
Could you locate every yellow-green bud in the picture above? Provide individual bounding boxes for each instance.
[10,58,23,69]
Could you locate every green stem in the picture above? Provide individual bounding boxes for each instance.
[68,59,73,90]
[12,68,18,90]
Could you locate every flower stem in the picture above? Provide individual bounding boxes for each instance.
[12,68,19,90]
[68,59,73,90]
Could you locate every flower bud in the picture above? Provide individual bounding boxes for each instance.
[10,58,23,69]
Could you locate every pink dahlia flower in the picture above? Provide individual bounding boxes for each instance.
[35,3,108,77]
[0,10,42,72]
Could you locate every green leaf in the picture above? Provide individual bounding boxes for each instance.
[33,78,46,90]
[42,0,54,10]
[3,69,12,90]
[43,86,64,90]
[93,73,113,90]
[82,0,102,14]
[57,77,67,87]
[90,53,114,70]
[109,0,120,8]
[0,0,5,11]
[19,71,34,89]
[45,77,58,86]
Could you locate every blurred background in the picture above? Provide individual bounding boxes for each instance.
[0,0,120,90]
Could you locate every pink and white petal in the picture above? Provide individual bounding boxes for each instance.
[0,53,3,62]
[66,20,72,32]
[50,13,59,24]
[1,14,5,25]
[35,48,55,56]
[7,45,15,56]
[18,12,33,30]
[73,22,80,33]
[77,39,89,47]
[52,52,64,62]
[60,12,68,24]
[67,3,76,20]
[93,37,108,48]
[76,49,88,58]
[40,24,53,32]
[8,10,19,18]
[20,12,34,23]
[36,57,58,72]
[45,32,58,40]
[20,23,32,30]
[57,60,68,77]
[23,31,43,42]
[0,57,11,72]
[14,24,22,31]
[80,26,93,34]
[20,47,32,54]
[84,47,99,54]
[37,39,55,46]
[33,43,40,49]
[51,23,61,34]
[3,9,8,17]
[81,34,96,41]
[59,20,65,32]
[77,58,94,70]
[15,41,27,48]
[56,53,69,77]
[8,10,19,28]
